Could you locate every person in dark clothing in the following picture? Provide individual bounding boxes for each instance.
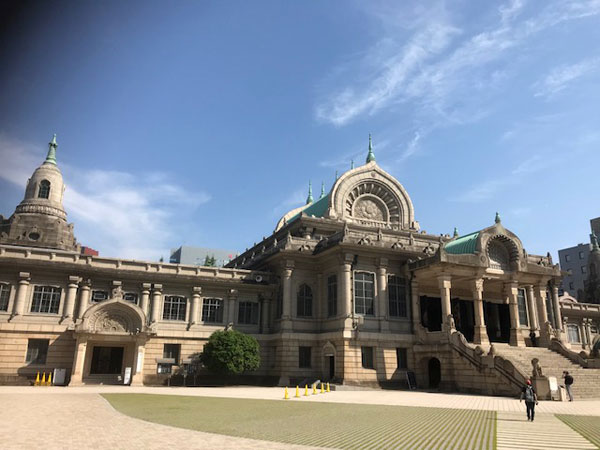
[529,330,538,347]
[520,379,538,421]
[563,371,574,401]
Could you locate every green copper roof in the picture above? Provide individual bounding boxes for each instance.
[366,134,376,163]
[444,230,480,254]
[306,181,313,204]
[44,134,57,165]
[288,193,330,225]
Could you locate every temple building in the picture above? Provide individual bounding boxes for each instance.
[1,135,599,398]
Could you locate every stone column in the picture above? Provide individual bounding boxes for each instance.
[70,335,88,386]
[506,281,525,346]
[11,272,30,318]
[76,281,91,320]
[189,286,201,328]
[535,283,551,345]
[281,260,294,331]
[227,289,238,325]
[261,296,270,333]
[471,278,489,345]
[377,258,388,332]
[131,341,146,386]
[411,279,421,332]
[526,285,539,331]
[151,284,162,323]
[62,276,80,321]
[551,283,563,331]
[584,319,593,350]
[438,275,452,332]
[140,283,151,319]
[340,256,353,318]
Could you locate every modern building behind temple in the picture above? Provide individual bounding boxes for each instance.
[1,135,599,398]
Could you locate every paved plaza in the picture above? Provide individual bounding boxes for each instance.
[1,386,599,449]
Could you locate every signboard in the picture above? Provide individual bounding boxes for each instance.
[406,371,417,390]
[548,376,558,392]
[124,367,132,385]
[53,368,66,386]
[136,350,144,373]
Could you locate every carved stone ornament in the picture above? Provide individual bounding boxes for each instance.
[353,197,386,222]
[531,358,543,378]
[89,310,133,333]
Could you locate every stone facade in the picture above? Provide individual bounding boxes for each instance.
[1,136,599,396]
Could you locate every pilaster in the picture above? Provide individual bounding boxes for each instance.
[189,286,201,328]
[377,258,388,332]
[471,278,489,345]
[437,275,452,332]
[151,284,162,323]
[140,283,151,320]
[11,272,30,319]
[62,275,80,321]
[506,281,525,346]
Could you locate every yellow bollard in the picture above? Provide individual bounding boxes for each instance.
[312,384,317,395]
[41,372,46,386]
[327,382,330,393]
[304,385,309,396]
[47,371,52,386]
[284,386,289,400]
[34,372,40,386]
[295,386,300,398]
[320,382,324,394]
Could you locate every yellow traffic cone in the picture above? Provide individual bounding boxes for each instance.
[326,382,330,393]
[47,371,52,386]
[312,384,317,395]
[284,386,289,400]
[320,382,324,394]
[41,372,46,386]
[304,385,309,396]
[295,386,300,398]
[34,372,40,386]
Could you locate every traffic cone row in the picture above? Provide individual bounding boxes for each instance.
[284,382,331,399]
[34,371,53,386]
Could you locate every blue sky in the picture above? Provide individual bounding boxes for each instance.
[1,0,599,261]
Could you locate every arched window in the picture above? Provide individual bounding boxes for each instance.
[488,240,510,270]
[297,284,312,317]
[38,180,51,199]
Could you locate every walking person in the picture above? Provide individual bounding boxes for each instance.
[520,379,538,421]
[563,371,574,401]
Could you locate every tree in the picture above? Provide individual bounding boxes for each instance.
[203,254,216,267]
[200,330,260,375]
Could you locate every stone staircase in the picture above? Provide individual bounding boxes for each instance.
[493,344,600,399]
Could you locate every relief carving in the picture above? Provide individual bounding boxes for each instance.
[353,197,385,222]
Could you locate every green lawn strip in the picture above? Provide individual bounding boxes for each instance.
[103,393,495,449]
[556,414,600,449]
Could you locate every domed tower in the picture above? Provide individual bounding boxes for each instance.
[0,135,79,252]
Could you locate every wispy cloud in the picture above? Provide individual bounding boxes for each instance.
[532,57,600,98]
[0,135,210,260]
[398,131,421,162]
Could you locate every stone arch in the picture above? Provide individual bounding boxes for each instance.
[322,341,336,356]
[38,180,51,199]
[79,298,146,334]
[486,235,520,270]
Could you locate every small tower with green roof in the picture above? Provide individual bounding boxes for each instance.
[306,181,314,204]
[366,134,376,163]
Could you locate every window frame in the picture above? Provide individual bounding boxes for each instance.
[123,292,138,304]
[361,346,374,369]
[388,275,408,318]
[201,298,223,323]
[238,301,259,325]
[163,343,181,363]
[91,290,109,303]
[26,339,49,365]
[567,324,581,343]
[299,346,312,368]
[30,285,62,314]
[296,284,313,318]
[517,288,529,327]
[162,295,187,321]
[0,283,11,311]
[327,274,337,318]
[354,271,375,316]
[396,348,408,369]
[37,180,51,199]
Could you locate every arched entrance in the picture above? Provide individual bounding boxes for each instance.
[322,341,336,381]
[428,358,441,389]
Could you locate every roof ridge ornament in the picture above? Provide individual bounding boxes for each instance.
[453,227,459,238]
[366,133,375,163]
[495,212,501,224]
[320,181,325,199]
[306,181,313,204]
[351,159,354,170]
[45,133,58,165]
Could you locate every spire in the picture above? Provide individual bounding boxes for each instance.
[320,181,325,199]
[453,227,459,238]
[335,170,338,180]
[495,212,501,224]
[306,181,313,204]
[366,133,376,163]
[351,159,354,170]
[45,134,58,165]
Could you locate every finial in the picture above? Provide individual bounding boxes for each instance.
[320,181,325,199]
[335,170,338,180]
[44,133,58,165]
[351,159,354,169]
[453,227,459,238]
[366,133,376,163]
[591,233,599,250]
[495,212,501,224]
[306,181,313,204]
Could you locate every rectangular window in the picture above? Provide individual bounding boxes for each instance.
[327,275,337,317]
[389,275,407,317]
[123,292,138,304]
[565,254,571,262]
[579,251,585,259]
[0,283,10,311]
[91,290,109,303]
[26,339,49,364]
[569,282,574,290]
[361,346,374,369]
[517,288,529,327]
[299,346,311,368]
[162,296,187,321]
[30,286,61,314]
[354,272,375,316]
[581,266,587,274]
[238,301,259,325]
[567,325,581,343]
[157,363,172,374]
[202,298,223,323]
[163,343,180,363]
[396,348,407,369]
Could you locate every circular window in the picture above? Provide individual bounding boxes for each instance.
[28,232,40,241]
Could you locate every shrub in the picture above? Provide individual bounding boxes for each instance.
[200,329,260,375]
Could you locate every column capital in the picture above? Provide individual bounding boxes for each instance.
[68,275,81,285]
[471,278,484,292]
[437,274,451,288]
[192,286,202,295]
[152,283,163,291]
[283,259,295,270]
[141,283,151,291]
[228,288,239,299]
[18,272,30,281]
[504,280,519,291]
[377,257,388,269]
[340,252,355,264]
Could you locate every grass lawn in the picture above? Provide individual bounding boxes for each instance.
[556,415,600,449]
[103,393,496,449]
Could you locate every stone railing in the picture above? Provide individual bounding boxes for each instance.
[549,338,600,368]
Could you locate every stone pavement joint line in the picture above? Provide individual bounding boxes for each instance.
[496,411,596,450]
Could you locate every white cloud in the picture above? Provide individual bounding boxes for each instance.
[0,135,210,260]
[398,131,421,162]
[532,58,600,98]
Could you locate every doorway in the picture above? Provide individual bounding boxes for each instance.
[451,298,475,342]
[420,296,442,331]
[428,358,441,389]
[328,356,335,380]
[484,302,510,343]
[90,346,124,374]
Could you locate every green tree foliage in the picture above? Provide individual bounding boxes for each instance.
[200,330,260,375]
[203,254,217,266]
